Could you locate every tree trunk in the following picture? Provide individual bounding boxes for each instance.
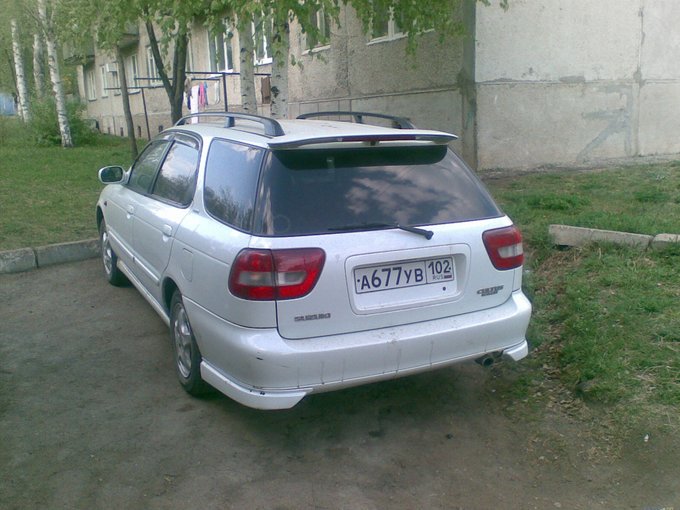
[238,21,257,114]
[269,19,289,119]
[116,46,138,159]
[38,0,73,148]
[33,33,45,98]
[170,32,188,124]
[144,19,187,124]
[10,19,30,121]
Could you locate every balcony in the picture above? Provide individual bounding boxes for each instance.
[118,22,140,49]
[63,41,95,66]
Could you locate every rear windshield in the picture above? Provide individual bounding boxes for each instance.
[252,145,501,236]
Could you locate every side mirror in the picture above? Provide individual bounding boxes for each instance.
[98,166,125,184]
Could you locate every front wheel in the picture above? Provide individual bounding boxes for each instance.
[170,290,210,396]
[99,220,127,286]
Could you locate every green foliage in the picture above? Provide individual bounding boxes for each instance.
[350,0,466,52]
[0,117,133,250]
[0,0,39,94]
[487,164,680,421]
[27,97,96,146]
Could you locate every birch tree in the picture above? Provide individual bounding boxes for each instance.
[32,33,44,98]
[237,20,257,114]
[207,0,342,118]
[37,0,73,147]
[10,19,30,121]
[269,15,290,118]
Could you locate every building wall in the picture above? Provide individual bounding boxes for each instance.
[287,4,470,158]
[76,1,680,170]
[288,7,464,157]
[474,0,680,169]
[76,22,274,141]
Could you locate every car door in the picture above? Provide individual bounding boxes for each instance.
[105,140,171,271]
[129,135,200,300]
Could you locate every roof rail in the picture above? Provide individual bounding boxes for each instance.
[175,112,285,137]
[296,111,417,130]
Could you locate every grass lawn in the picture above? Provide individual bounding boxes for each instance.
[2,114,678,433]
[486,164,680,432]
[0,118,135,251]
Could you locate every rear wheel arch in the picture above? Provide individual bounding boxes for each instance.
[162,278,179,315]
[169,288,210,395]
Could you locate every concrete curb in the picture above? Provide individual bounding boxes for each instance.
[0,239,100,275]
[549,225,680,251]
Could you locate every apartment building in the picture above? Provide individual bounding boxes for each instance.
[75,1,680,170]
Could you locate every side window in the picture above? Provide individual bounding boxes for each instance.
[204,139,264,230]
[127,141,169,194]
[152,142,199,206]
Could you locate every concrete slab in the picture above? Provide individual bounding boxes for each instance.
[0,248,37,274]
[549,224,653,248]
[651,233,680,250]
[34,239,100,268]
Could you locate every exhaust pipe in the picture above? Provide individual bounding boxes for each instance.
[475,352,501,368]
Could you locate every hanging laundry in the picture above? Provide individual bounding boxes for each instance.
[213,81,221,104]
[203,82,209,107]
[184,77,192,109]
[190,85,200,122]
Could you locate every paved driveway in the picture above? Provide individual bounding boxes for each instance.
[1,259,677,509]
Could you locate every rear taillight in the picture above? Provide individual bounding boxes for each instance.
[482,225,524,270]
[229,248,326,300]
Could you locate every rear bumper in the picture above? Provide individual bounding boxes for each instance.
[187,291,531,410]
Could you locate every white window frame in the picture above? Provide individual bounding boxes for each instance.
[85,68,96,101]
[253,17,273,65]
[368,7,405,43]
[99,65,108,98]
[109,62,120,94]
[303,7,331,53]
[146,46,161,86]
[126,54,139,91]
[208,22,234,72]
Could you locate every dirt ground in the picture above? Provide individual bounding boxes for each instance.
[1,259,678,509]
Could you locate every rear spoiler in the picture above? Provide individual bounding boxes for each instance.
[268,132,457,150]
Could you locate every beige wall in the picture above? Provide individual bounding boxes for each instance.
[286,5,468,156]
[474,0,680,169]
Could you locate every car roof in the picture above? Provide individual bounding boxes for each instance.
[165,114,457,150]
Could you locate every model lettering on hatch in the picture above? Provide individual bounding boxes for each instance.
[477,285,504,297]
[294,313,332,322]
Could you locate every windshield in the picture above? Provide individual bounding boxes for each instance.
[252,145,502,236]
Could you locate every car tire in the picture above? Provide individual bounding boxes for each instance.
[99,220,128,286]
[170,290,210,396]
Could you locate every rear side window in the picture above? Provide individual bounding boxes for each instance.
[152,142,199,206]
[252,146,501,236]
[204,139,265,230]
[127,141,169,194]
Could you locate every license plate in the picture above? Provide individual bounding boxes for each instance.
[354,257,455,294]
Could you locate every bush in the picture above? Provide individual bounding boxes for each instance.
[28,98,97,146]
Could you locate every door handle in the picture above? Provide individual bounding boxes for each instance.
[162,225,173,237]
[127,205,135,215]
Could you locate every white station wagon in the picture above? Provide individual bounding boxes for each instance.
[96,111,531,410]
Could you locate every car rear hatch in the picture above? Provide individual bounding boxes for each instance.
[243,141,523,340]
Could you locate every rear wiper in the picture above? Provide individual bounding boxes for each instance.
[328,222,434,240]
